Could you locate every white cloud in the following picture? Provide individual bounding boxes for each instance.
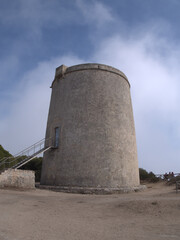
[0,55,19,83]
[76,0,114,27]
[0,55,84,154]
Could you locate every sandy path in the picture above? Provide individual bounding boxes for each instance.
[0,182,180,240]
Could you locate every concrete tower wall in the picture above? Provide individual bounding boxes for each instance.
[41,64,140,191]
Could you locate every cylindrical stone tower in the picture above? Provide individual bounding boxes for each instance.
[41,63,140,193]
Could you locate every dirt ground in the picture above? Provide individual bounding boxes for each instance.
[0,182,180,240]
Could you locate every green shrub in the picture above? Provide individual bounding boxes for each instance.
[0,145,12,159]
[167,175,180,185]
[139,168,149,180]
[20,157,42,182]
[139,168,160,182]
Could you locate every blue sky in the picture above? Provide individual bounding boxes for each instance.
[1,0,180,174]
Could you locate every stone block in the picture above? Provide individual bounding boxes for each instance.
[0,169,35,189]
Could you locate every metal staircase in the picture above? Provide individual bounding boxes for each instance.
[0,138,52,173]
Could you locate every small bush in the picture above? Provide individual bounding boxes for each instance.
[139,168,149,181]
[167,175,180,185]
[0,145,12,159]
[20,157,42,182]
[139,168,160,182]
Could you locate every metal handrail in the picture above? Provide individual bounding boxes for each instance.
[14,146,52,169]
[0,138,46,162]
[12,138,45,158]
[0,137,52,170]
[0,156,10,163]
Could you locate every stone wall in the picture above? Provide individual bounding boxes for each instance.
[0,169,35,189]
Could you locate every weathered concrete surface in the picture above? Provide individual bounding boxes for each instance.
[0,169,35,189]
[41,63,140,191]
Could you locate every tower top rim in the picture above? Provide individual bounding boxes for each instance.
[52,63,130,88]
